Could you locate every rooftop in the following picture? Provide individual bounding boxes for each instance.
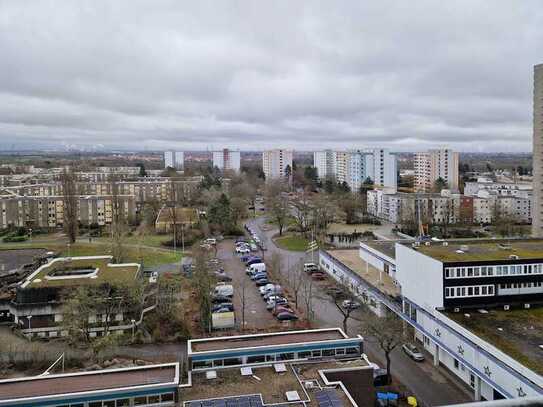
[0,364,177,402]
[326,249,400,297]
[181,359,371,407]
[22,256,140,288]
[445,307,543,376]
[405,239,543,263]
[360,240,398,260]
[189,329,346,353]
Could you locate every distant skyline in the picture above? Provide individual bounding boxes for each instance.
[1,1,542,152]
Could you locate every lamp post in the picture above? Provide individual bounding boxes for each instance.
[131,319,136,342]
[27,315,33,341]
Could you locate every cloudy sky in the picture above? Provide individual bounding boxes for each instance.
[1,1,542,152]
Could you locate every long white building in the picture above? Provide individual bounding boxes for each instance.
[164,151,184,170]
[213,149,241,173]
[262,149,293,180]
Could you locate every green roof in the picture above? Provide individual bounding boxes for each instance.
[24,256,140,288]
[408,239,543,263]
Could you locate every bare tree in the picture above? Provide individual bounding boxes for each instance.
[237,278,248,331]
[287,261,305,308]
[291,190,312,237]
[361,308,404,385]
[192,248,213,333]
[327,276,360,334]
[269,195,289,236]
[60,168,78,244]
[301,277,315,323]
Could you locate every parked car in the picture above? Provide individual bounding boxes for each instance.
[272,305,295,316]
[303,263,319,273]
[214,284,234,297]
[276,312,298,321]
[246,257,263,266]
[311,272,327,280]
[402,343,425,362]
[236,246,250,254]
[342,300,361,310]
[259,283,277,295]
[250,272,267,281]
[266,297,288,310]
[255,278,270,286]
[212,303,234,313]
[214,272,232,282]
[204,238,217,245]
[212,294,232,304]
[213,307,234,313]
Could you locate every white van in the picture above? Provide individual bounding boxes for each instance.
[246,263,266,275]
[214,284,234,297]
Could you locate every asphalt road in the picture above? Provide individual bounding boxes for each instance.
[246,216,473,407]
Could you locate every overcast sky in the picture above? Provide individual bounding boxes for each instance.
[1,1,542,152]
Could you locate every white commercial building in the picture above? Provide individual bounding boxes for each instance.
[262,149,293,180]
[164,151,184,170]
[213,149,241,173]
[415,149,459,192]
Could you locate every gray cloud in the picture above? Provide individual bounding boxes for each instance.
[0,0,542,152]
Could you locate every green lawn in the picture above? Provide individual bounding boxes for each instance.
[274,235,309,252]
[94,233,170,248]
[0,241,182,267]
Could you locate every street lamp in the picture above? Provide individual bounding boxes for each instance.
[131,319,136,342]
[27,315,33,341]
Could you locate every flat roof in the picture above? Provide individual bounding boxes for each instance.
[404,239,543,263]
[22,256,139,288]
[189,329,347,353]
[446,308,543,376]
[360,240,397,260]
[326,250,400,297]
[0,364,177,402]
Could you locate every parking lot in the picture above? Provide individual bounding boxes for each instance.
[215,239,305,331]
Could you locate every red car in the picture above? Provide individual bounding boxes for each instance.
[311,272,327,280]
[272,305,295,316]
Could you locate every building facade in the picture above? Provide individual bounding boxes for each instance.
[164,151,184,170]
[313,150,336,179]
[533,64,543,236]
[212,149,241,172]
[262,149,293,179]
[415,149,459,192]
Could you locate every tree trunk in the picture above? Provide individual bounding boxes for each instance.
[343,316,348,335]
[386,351,392,385]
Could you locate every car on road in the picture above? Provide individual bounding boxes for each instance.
[402,343,425,362]
[303,263,319,273]
[276,312,298,321]
[342,300,361,310]
[311,272,327,280]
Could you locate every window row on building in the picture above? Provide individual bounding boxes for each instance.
[444,263,543,279]
[444,284,495,298]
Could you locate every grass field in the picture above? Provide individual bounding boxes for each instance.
[0,241,182,267]
[274,235,309,251]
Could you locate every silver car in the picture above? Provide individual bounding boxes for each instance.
[402,343,425,362]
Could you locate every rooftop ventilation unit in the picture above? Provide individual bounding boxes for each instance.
[504,305,510,311]
[425,242,431,246]
[525,303,531,309]
[454,307,460,313]
[442,242,448,246]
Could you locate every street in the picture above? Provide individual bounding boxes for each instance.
[246,216,473,407]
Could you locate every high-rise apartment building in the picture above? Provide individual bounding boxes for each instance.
[533,64,543,236]
[213,149,241,172]
[262,149,293,179]
[414,149,459,192]
[164,151,184,170]
[313,150,336,179]
[313,149,397,191]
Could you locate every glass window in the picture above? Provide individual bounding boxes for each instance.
[103,401,115,407]
[247,355,266,363]
[468,287,473,296]
[161,393,175,402]
[346,347,359,355]
[482,286,487,295]
[467,268,473,277]
[312,350,322,357]
[488,286,494,295]
[148,395,160,404]
[71,404,84,407]
[323,349,334,356]
[279,352,294,360]
[89,403,102,407]
[116,399,130,407]
[335,348,346,355]
[474,268,480,276]
[299,351,311,358]
[223,358,242,366]
[481,267,487,276]
[474,287,480,295]
[487,267,494,276]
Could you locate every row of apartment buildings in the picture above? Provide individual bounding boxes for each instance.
[367,186,532,225]
[164,149,242,172]
[313,148,398,190]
